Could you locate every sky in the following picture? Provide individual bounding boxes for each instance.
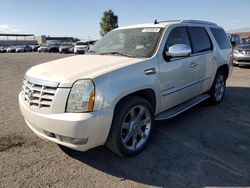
[0,0,250,40]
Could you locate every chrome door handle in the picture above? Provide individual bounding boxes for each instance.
[144,68,156,75]
[212,57,218,62]
[189,62,197,68]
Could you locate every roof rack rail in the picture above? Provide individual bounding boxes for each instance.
[181,20,217,26]
[154,19,181,24]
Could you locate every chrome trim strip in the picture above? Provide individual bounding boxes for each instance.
[200,76,212,82]
[190,51,213,57]
[162,80,199,96]
[162,76,212,96]
[25,76,59,88]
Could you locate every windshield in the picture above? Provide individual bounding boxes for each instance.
[91,28,163,58]
[61,43,72,46]
[241,38,250,44]
[76,42,87,45]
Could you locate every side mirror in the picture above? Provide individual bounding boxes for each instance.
[166,44,191,57]
[231,41,236,47]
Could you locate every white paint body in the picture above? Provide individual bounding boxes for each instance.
[19,21,232,151]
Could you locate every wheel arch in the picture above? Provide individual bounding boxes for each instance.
[217,64,229,79]
[113,88,157,115]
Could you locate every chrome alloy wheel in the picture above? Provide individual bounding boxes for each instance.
[121,105,152,151]
[214,74,225,101]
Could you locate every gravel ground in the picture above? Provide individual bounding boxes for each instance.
[0,53,250,187]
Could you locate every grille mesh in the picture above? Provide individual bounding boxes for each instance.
[22,78,57,108]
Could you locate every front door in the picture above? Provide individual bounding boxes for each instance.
[158,26,201,111]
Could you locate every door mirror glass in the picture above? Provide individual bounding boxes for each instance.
[166,44,191,57]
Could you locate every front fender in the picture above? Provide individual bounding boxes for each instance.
[93,58,161,115]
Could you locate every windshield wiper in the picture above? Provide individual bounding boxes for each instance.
[100,51,135,58]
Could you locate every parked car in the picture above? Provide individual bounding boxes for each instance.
[38,45,49,53]
[38,44,59,53]
[241,37,250,44]
[74,41,89,54]
[29,45,40,52]
[233,37,250,66]
[19,20,232,156]
[0,46,7,53]
[15,45,32,53]
[6,46,17,53]
[59,43,74,53]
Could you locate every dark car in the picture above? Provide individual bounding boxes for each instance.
[29,45,40,52]
[233,37,250,66]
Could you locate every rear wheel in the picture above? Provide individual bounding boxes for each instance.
[106,96,154,156]
[208,71,226,104]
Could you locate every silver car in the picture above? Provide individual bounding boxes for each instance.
[233,38,250,66]
[74,41,89,54]
[59,43,74,53]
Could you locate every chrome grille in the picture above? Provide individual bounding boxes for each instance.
[22,77,58,109]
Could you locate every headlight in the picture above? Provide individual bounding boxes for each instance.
[66,79,95,112]
[234,49,244,54]
[233,49,239,53]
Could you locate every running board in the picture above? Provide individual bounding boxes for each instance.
[154,93,210,121]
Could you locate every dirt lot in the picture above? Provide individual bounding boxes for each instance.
[0,53,250,187]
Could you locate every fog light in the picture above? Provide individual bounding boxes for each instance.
[59,135,88,145]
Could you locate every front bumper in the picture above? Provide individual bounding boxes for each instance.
[60,48,73,53]
[19,92,113,151]
[74,48,87,53]
[233,53,250,65]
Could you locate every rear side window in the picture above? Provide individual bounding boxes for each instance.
[210,28,232,49]
[188,27,213,53]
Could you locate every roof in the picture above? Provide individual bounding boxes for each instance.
[0,33,34,37]
[115,20,218,30]
[228,32,250,38]
[116,21,179,30]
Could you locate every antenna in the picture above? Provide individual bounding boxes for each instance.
[154,19,158,24]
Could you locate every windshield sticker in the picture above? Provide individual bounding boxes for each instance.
[142,28,160,33]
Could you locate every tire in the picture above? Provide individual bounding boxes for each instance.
[208,70,226,104]
[105,96,154,157]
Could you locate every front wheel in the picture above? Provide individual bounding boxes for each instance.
[105,96,154,156]
[208,71,226,104]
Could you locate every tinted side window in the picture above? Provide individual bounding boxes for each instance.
[210,28,232,49]
[165,27,191,50]
[188,27,212,53]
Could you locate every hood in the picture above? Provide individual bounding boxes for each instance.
[26,55,142,87]
[75,45,88,48]
[60,45,72,49]
[236,44,250,50]
[40,46,48,49]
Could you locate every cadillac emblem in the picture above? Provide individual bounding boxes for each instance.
[28,89,34,100]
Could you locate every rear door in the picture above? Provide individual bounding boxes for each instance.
[187,26,215,94]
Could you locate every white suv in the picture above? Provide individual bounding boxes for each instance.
[19,20,233,156]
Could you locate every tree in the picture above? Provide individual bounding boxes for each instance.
[100,9,118,37]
